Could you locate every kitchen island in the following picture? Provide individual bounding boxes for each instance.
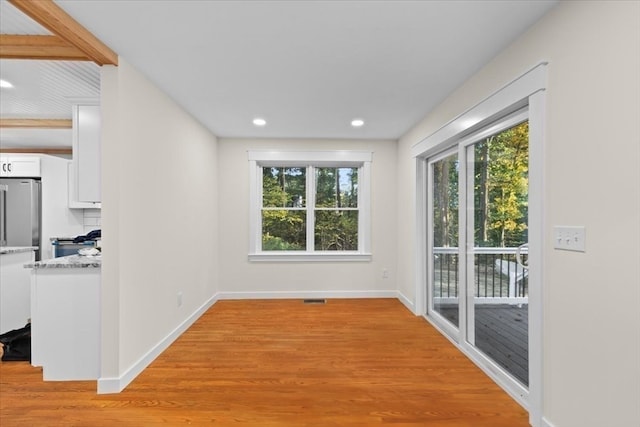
[26,254,100,381]
[0,247,36,334]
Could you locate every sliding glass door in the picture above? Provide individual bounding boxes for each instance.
[465,117,530,387]
[427,149,460,330]
[426,109,530,388]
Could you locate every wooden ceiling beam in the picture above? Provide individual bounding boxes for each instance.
[0,118,72,129]
[8,0,118,66]
[0,147,72,155]
[0,34,89,61]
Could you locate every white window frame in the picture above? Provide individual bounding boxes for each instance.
[248,150,372,262]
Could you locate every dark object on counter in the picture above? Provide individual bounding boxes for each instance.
[0,323,31,362]
[73,229,101,243]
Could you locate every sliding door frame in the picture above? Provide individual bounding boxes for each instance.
[424,147,464,340]
[412,63,547,427]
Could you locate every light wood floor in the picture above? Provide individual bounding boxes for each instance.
[0,299,529,426]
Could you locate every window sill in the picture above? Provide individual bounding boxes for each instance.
[248,252,372,262]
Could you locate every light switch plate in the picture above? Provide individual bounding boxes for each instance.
[553,226,586,252]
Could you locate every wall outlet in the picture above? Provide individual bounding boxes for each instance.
[177,291,183,307]
[382,268,389,279]
[553,226,586,252]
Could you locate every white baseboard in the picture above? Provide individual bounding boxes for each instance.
[541,417,556,427]
[396,291,416,314]
[216,289,398,300]
[97,293,219,394]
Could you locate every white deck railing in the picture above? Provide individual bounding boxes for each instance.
[433,247,529,305]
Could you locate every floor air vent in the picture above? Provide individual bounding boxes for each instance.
[303,299,326,304]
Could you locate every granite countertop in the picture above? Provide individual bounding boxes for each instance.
[25,254,101,269]
[0,246,38,255]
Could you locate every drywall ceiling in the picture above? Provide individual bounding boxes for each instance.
[1,0,558,147]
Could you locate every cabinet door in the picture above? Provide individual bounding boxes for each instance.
[74,104,101,203]
[0,157,41,177]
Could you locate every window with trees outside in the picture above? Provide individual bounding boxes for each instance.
[248,151,372,261]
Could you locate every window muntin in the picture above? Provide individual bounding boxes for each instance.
[261,167,307,251]
[262,209,306,251]
[249,151,371,261]
[315,167,358,208]
[313,167,359,251]
[262,167,306,208]
[261,165,359,252]
[314,210,358,251]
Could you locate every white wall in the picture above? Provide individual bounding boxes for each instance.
[217,138,398,297]
[397,2,640,427]
[100,58,218,386]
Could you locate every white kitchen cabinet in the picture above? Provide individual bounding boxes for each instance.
[68,162,100,209]
[0,156,41,178]
[69,101,101,208]
[30,266,100,380]
[0,249,35,334]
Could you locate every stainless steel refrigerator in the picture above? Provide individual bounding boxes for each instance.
[0,178,42,260]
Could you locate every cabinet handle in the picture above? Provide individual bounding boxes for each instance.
[7,163,11,172]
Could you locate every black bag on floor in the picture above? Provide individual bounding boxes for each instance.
[0,323,31,362]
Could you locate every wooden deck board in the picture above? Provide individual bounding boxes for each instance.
[437,304,529,386]
[0,299,529,426]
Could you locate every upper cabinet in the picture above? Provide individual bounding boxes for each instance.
[69,100,101,208]
[0,156,41,178]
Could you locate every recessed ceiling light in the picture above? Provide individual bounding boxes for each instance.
[0,79,14,88]
[351,119,364,127]
[253,117,267,126]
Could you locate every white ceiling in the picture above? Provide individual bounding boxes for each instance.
[0,59,100,119]
[1,0,558,147]
[0,0,100,149]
